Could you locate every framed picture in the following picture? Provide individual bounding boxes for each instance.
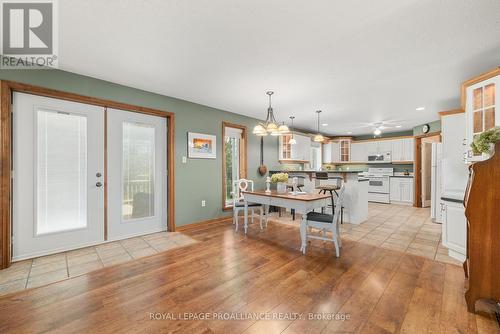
[188,132,217,159]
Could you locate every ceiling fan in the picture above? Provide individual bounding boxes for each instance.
[358,120,403,136]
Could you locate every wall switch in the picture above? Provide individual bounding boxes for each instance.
[201,200,206,207]
[182,156,187,164]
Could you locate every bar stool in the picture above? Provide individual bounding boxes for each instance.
[315,172,344,223]
[286,175,305,220]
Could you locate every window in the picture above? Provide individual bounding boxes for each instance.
[222,123,247,209]
[36,110,88,235]
[122,122,155,220]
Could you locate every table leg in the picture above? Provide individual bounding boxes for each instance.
[265,204,269,228]
[244,199,249,234]
[300,213,307,254]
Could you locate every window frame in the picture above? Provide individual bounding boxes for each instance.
[222,122,247,211]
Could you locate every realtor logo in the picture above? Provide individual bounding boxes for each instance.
[1,0,58,68]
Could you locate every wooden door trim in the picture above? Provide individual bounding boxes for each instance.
[221,121,247,211]
[0,80,176,269]
[460,67,500,110]
[413,132,442,207]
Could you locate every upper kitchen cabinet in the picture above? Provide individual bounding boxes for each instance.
[391,138,415,162]
[463,68,500,162]
[350,142,366,163]
[339,139,351,162]
[279,133,311,162]
[322,140,340,163]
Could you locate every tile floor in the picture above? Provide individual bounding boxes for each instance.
[270,202,462,266]
[0,231,197,296]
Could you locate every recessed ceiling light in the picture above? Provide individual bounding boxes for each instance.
[395,125,402,128]
[347,131,353,134]
[374,128,382,136]
[322,123,328,126]
[416,107,425,111]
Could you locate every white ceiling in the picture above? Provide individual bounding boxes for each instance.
[60,0,500,135]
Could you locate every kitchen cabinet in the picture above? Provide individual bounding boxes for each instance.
[279,133,311,162]
[465,74,500,162]
[391,138,415,162]
[389,177,414,204]
[441,199,466,260]
[322,141,340,163]
[339,139,351,162]
[350,142,366,162]
[441,113,468,193]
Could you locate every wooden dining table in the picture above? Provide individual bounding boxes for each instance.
[241,190,331,252]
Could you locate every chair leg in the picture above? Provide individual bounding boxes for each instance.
[292,209,295,221]
[332,232,340,258]
[300,219,307,254]
[251,209,254,224]
[336,221,342,248]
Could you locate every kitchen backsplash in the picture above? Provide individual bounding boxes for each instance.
[322,163,414,173]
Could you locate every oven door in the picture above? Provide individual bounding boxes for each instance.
[368,177,389,193]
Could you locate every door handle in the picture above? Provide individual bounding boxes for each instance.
[96,182,103,187]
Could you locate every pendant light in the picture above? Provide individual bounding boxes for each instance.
[313,110,325,142]
[288,116,297,145]
[253,91,289,136]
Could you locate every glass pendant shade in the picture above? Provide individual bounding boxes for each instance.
[253,124,267,136]
[288,137,297,145]
[313,134,325,142]
[278,123,290,134]
[266,122,278,133]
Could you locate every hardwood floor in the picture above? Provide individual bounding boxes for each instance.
[0,214,498,333]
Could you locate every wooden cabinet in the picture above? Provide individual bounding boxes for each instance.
[464,73,500,162]
[279,133,311,162]
[390,177,414,204]
[441,200,466,259]
[463,142,500,313]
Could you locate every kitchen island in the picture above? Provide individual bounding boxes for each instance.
[269,170,368,224]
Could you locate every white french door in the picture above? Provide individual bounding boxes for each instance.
[107,108,167,240]
[13,93,105,260]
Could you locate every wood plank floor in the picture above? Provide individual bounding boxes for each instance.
[0,218,498,333]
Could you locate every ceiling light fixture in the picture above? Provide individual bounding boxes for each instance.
[395,125,402,128]
[288,116,297,145]
[253,91,289,136]
[373,128,382,136]
[416,106,425,111]
[347,131,353,134]
[313,110,325,142]
[322,123,328,126]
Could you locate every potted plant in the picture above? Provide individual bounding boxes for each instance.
[271,172,289,193]
[471,127,500,159]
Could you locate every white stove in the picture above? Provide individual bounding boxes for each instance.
[366,168,393,204]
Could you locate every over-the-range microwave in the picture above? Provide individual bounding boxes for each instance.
[367,151,392,163]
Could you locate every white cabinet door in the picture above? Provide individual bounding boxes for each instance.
[332,142,340,163]
[402,138,415,161]
[401,178,414,203]
[351,142,366,162]
[391,139,404,161]
[441,200,466,256]
[322,142,332,163]
[378,140,392,152]
[301,135,311,161]
[390,178,401,202]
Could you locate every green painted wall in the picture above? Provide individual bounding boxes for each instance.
[0,69,281,226]
[413,120,441,136]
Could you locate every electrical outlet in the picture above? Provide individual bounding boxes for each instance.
[182,156,187,164]
[201,200,206,207]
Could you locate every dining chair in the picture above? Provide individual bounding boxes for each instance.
[300,185,345,257]
[232,179,264,231]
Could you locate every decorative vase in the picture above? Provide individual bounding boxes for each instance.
[276,182,287,193]
[265,177,271,193]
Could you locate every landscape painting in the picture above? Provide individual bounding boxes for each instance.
[188,132,216,159]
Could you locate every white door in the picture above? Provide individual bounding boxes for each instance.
[421,142,432,207]
[13,93,104,260]
[107,108,167,240]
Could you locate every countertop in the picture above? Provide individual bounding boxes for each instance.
[269,170,365,174]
